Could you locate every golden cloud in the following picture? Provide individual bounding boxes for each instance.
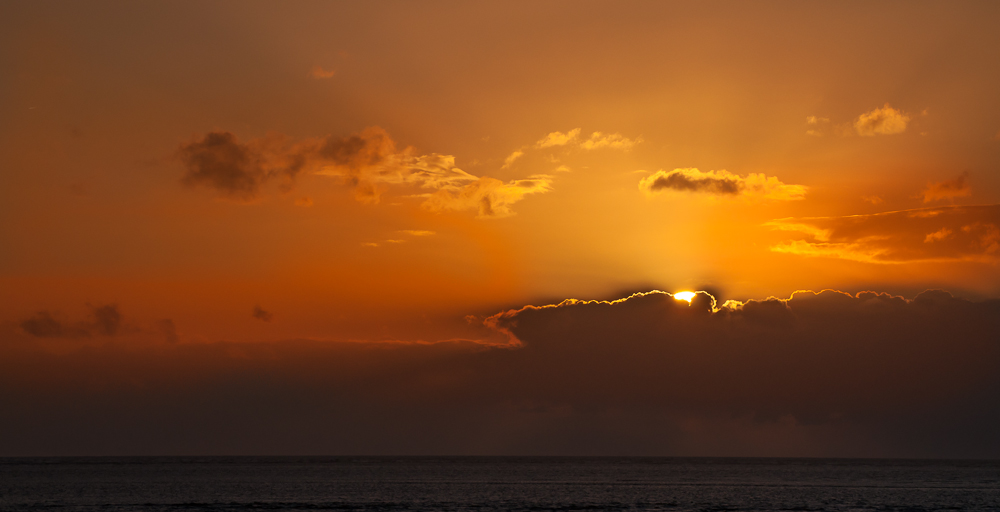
[854,104,910,136]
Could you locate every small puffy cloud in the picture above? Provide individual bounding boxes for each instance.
[423,175,553,218]
[309,65,336,79]
[767,204,1000,263]
[921,172,971,203]
[639,168,807,201]
[580,132,641,150]
[535,128,581,148]
[501,150,524,169]
[252,305,274,322]
[854,104,910,136]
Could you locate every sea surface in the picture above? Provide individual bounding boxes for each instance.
[0,457,997,511]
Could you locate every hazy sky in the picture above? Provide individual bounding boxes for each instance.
[2,0,999,457]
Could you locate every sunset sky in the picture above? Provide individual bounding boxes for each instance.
[2,1,999,457]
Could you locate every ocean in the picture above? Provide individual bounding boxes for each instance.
[0,457,997,511]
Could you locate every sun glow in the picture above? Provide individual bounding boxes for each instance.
[673,291,696,303]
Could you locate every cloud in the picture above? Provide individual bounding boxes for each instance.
[580,131,641,150]
[639,168,807,201]
[862,195,883,205]
[921,172,972,203]
[309,65,336,79]
[178,131,308,201]
[501,150,524,169]
[294,197,313,207]
[805,116,829,136]
[19,304,121,338]
[91,304,121,336]
[423,175,553,218]
[3,290,999,457]
[478,289,1000,454]
[20,311,77,338]
[252,305,274,322]
[767,204,1000,263]
[399,230,435,236]
[854,104,910,136]
[181,127,549,217]
[535,129,581,148]
[157,319,178,343]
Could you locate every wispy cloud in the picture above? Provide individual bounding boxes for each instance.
[580,131,641,150]
[766,204,1000,263]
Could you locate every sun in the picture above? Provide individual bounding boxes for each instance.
[673,291,696,303]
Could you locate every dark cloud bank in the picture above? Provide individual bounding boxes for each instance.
[2,291,998,457]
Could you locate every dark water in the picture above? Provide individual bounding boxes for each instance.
[1,457,998,511]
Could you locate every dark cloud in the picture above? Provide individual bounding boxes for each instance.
[157,319,178,343]
[178,127,550,215]
[768,204,1000,263]
[90,304,121,336]
[19,304,121,338]
[922,171,972,203]
[178,131,306,200]
[20,311,73,338]
[646,169,741,194]
[639,168,806,200]
[2,291,998,457]
[252,305,273,322]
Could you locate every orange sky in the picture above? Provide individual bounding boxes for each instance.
[1,1,999,457]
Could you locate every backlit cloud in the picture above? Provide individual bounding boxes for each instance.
[921,172,972,203]
[854,104,910,136]
[639,168,807,201]
[4,289,998,457]
[180,128,550,217]
[767,204,1000,263]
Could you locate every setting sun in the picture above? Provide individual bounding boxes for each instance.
[673,291,697,303]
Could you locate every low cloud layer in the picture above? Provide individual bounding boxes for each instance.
[639,168,807,200]
[4,289,996,457]
[922,172,972,203]
[179,128,550,217]
[767,204,1000,263]
[854,104,910,136]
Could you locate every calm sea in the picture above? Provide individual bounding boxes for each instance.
[0,457,997,511]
